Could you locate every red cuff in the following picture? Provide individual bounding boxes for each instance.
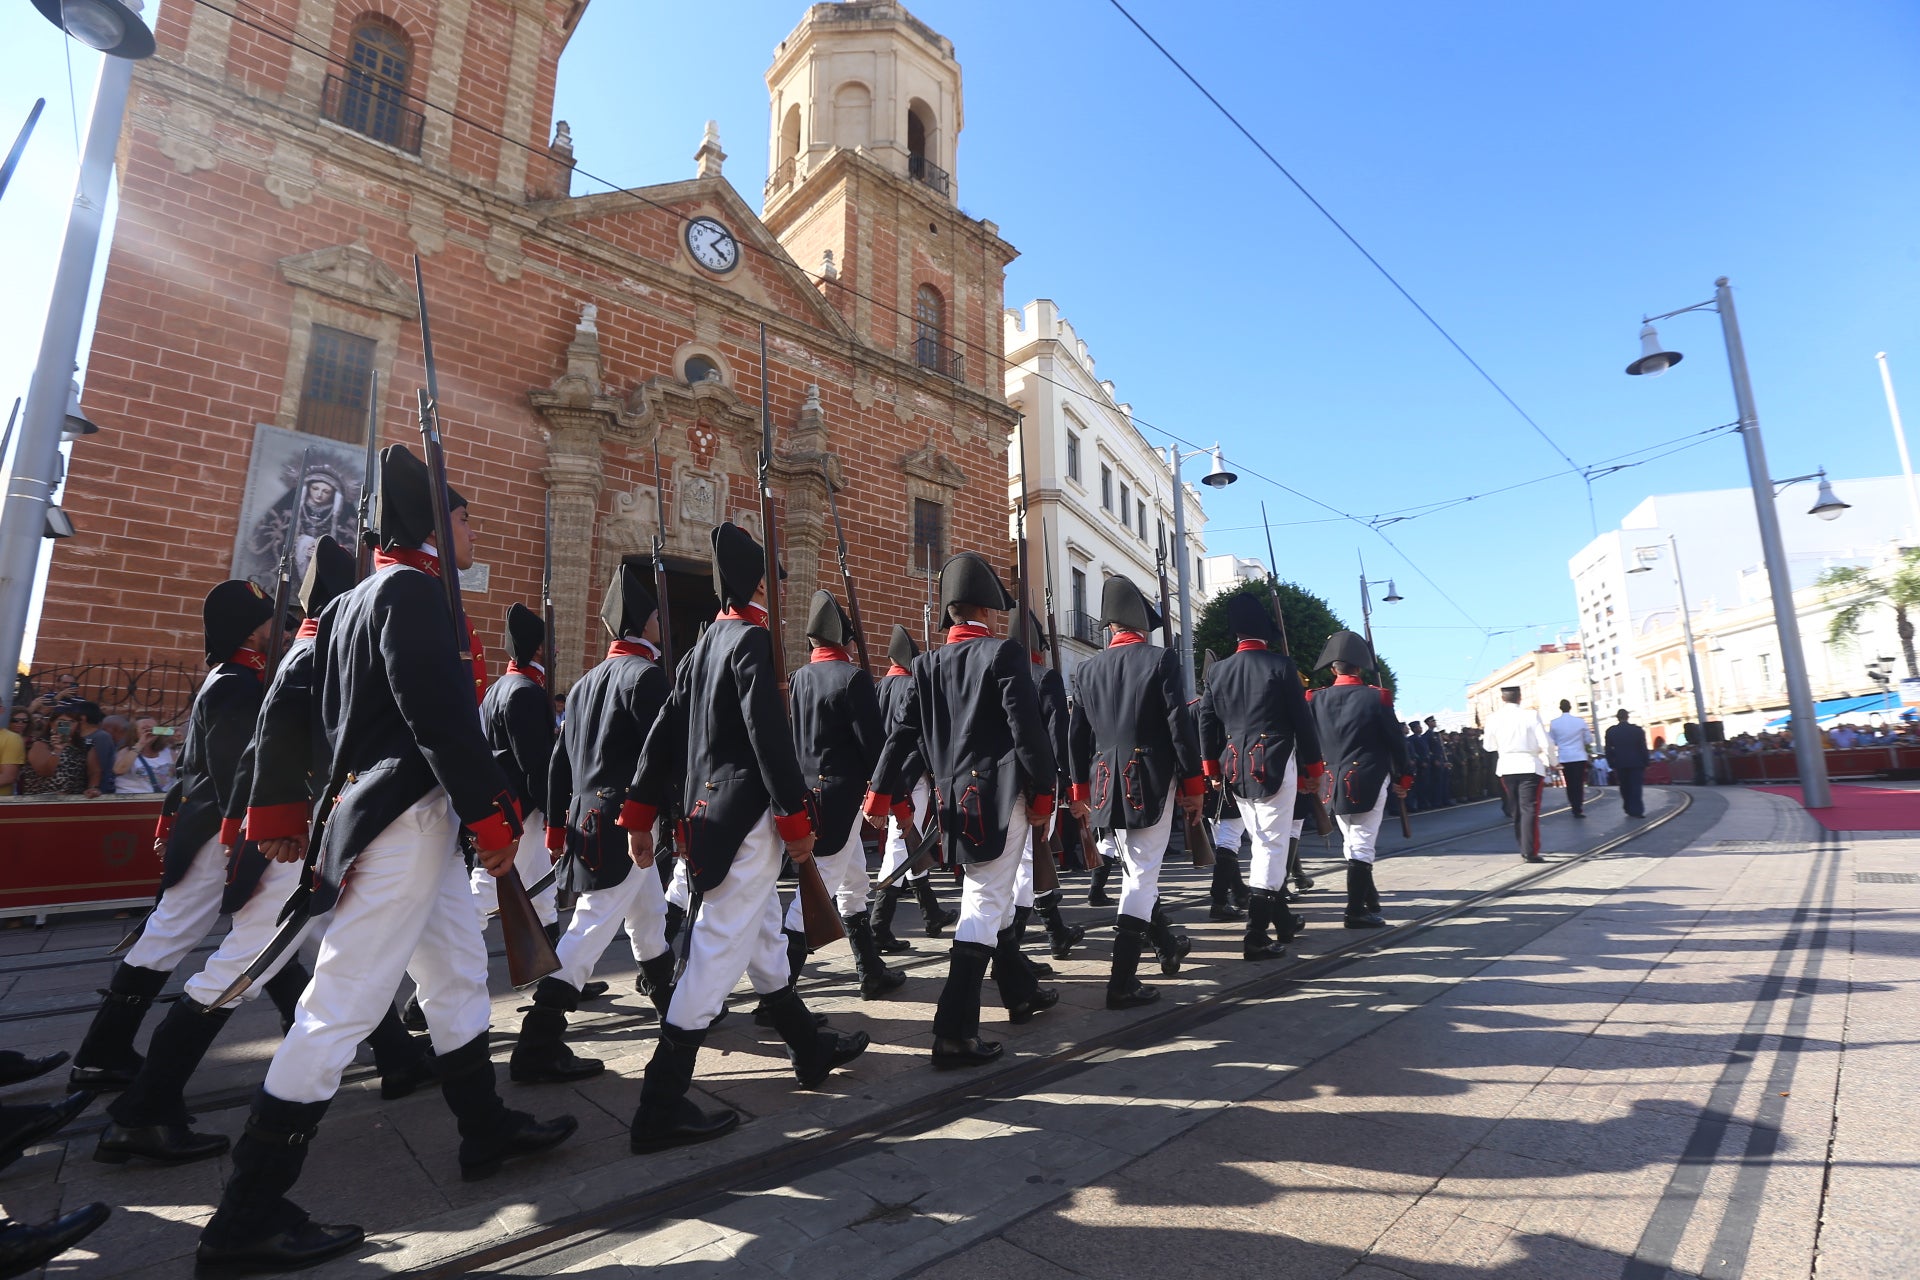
[862,789,892,820]
[1398,775,1415,790]
[245,802,307,842]
[774,809,814,842]
[891,802,914,829]
[152,813,175,845]
[1303,760,1326,780]
[544,824,566,854]
[467,795,522,850]
[1202,759,1222,779]
[617,800,656,831]
[1178,776,1205,797]
[1069,783,1091,804]
[219,817,244,847]
[1029,792,1055,818]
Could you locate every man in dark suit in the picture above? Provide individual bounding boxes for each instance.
[1605,709,1650,819]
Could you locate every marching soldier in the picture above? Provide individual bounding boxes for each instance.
[785,590,903,998]
[621,523,868,1152]
[1067,576,1205,1009]
[94,539,434,1168]
[1197,594,1325,962]
[473,603,561,940]
[1019,611,1083,965]
[864,552,1059,1069]
[1196,652,1249,923]
[194,446,576,1275]
[870,625,954,949]
[512,559,674,1085]
[67,578,277,1092]
[1310,631,1413,930]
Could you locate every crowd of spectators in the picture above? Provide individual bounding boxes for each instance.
[0,677,179,800]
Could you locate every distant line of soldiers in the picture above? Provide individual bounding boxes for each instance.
[1403,720,1495,808]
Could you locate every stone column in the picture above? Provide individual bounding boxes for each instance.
[771,384,835,673]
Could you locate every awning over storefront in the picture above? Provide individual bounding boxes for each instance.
[1764,692,1912,729]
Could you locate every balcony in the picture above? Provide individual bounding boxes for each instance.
[764,156,795,199]
[913,335,964,382]
[1065,609,1100,646]
[321,74,424,155]
[908,152,949,196]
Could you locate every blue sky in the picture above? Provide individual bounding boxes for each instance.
[3,1,1916,712]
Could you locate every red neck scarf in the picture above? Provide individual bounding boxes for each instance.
[230,647,266,671]
[1109,630,1147,648]
[1334,673,1366,686]
[1236,639,1269,654]
[608,639,659,661]
[295,619,319,641]
[719,602,770,628]
[507,661,546,686]
[810,645,853,664]
[885,663,911,677]
[374,546,442,577]
[1030,651,1045,665]
[945,622,992,644]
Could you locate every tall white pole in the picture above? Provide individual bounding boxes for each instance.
[1669,535,1715,784]
[1167,445,1194,697]
[0,53,136,718]
[1877,353,1920,542]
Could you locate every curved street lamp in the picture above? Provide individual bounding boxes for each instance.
[29,0,155,60]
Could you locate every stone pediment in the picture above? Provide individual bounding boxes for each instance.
[278,243,418,319]
[901,443,967,491]
[621,374,761,447]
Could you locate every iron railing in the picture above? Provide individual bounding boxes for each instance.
[913,335,964,381]
[908,153,949,196]
[765,156,795,198]
[1065,610,1100,646]
[18,661,201,729]
[321,74,425,155]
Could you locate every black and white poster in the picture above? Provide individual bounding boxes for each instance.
[229,423,364,593]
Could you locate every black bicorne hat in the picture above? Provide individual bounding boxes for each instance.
[804,590,852,647]
[1099,574,1155,634]
[298,536,358,617]
[601,555,657,640]
[204,579,276,667]
[1314,629,1373,671]
[505,602,546,664]
[373,444,467,551]
[710,521,765,608]
[887,623,918,669]
[1225,591,1280,644]
[939,552,1014,615]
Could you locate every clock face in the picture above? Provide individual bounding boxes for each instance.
[685,216,740,273]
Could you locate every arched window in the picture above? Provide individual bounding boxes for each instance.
[779,104,802,165]
[832,82,871,150]
[683,355,720,385]
[334,21,418,150]
[914,284,948,374]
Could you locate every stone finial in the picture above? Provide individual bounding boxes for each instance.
[553,120,572,150]
[578,302,598,334]
[819,249,837,282]
[804,384,822,414]
[695,120,726,178]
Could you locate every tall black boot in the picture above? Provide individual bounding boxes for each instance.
[441,1033,577,1182]
[364,1004,437,1100]
[543,921,563,948]
[96,997,232,1165]
[629,1022,737,1153]
[69,962,168,1091]
[1010,905,1054,977]
[261,960,309,1036]
[993,925,1056,1024]
[509,978,604,1084]
[753,930,817,1027]
[843,914,906,997]
[197,1091,361,1274]
[911,876,956,936]
[1209,852,1246,921]
[931,941,1000,1068]
[1288,836,1315,891]
[1036,889,1084,960]
[869,883,912,954]
[1087,858,1115,907]
[1106,916,1159,1009]
[761,986,868,1089]
[1146,902,1190,976]
[1227,843,1251,910]
[663,901,687,948]
[400,990,427,1032]
[636,951,677,1020]
[1362,861,1383,913]
[1343,862,1385,928]
[1242,891,1287,962]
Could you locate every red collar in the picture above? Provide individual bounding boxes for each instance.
[885,663,911,677]
[1235,639,1269,654]
[810,645,853,664]
[1109,630,1148,648]
[719,603,770,627]
[946,622,993,643]
[1334,674,1366,685]
[608,639,659,660]
[374,546,442,577]
[507,661,546,687]
[230,647,266,671]
[295,619,319,641]
[1030,651,1045,665]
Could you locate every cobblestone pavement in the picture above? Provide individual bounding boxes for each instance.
[3,784,1911,1279]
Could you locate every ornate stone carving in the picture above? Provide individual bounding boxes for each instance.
[156,103,218,175]
[263,139,316,210]
[901,442,968,491]
[485,224,525,283]
[408,192,447,254]
[278,243,419,319]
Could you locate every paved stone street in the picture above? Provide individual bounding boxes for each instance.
[3,783,1913,1279]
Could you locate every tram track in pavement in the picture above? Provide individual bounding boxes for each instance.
[411,785,1694,1278]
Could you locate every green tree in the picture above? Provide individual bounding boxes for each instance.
[1818,548,1920,678]
[1192,580,1397,694]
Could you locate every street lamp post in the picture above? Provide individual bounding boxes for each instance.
[1629,536,1715,784]
[1627,277,1835,807]
[1356,554,1401,656]
[0,1,154,718]
[1164,443,1235,696]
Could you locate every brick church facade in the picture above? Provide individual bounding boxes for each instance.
[43,0,1015,691]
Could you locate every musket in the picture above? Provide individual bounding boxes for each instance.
[1357,554,1414,838]
[1011,415,1059,897]
[1157,542,1213,869]
[1042,520,1101,871]
[506,491,566,907]
[759,323,844,950]
[412,256,559,989]
[821,471,872,676]
[357,371,379,579]
[1259,502,1338,838]
[645,441,700,983]
[0,398,19,470]
[922,541,933,650]
[0,99,43,205]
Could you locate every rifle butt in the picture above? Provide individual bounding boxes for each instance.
[1030,825,1059,895]
[1187,816,1216,869]
[1397,793,1413,838]
[495,866,561,989]
[795,857,845,950]
[1311,794,1335,839]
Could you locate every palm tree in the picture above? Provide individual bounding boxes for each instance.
[1819,548,1920,678]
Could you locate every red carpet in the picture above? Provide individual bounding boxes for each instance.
[1754,783,1920,831]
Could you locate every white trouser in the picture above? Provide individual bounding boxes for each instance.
[126,837,227,973]
[1013,828,1036,910]
[554,863,669,991]
[1240,755,1299,891]
[666,810,792,1029]
[1335,789,1390,865]
[953,803,1028,947]
[880,778,933,881]
[1096,830,1120,863]
[264,790,490,1103]
[785,824,871,928]
[469,809,558,926]
[1290,817,1306,841]
[1213,816,1245,853]
[667,857,691,910]
[1113,787,1177,921]
[182,857,310,1006]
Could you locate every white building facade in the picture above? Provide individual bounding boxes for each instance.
[1005,299,1207,679]
[1197,553,1267,603]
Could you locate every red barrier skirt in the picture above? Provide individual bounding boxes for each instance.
[0,796,165,919]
